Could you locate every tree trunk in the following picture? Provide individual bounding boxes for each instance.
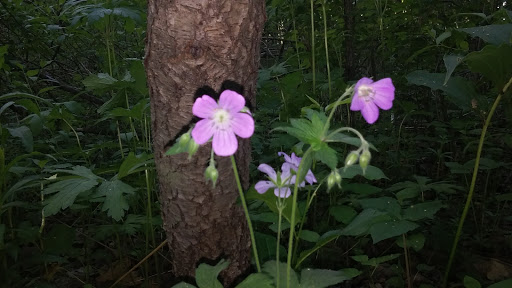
[144,0,266,285]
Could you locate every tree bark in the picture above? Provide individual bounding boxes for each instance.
[145,0,265,285]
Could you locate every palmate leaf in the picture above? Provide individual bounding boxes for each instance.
[94,179,135,221]
[43,178,99,216]
[196,259,229,288]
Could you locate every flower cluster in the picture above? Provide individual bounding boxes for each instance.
[255,152,317,198]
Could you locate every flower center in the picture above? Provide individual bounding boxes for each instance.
[212,108,231,130]
[358,85,375,102]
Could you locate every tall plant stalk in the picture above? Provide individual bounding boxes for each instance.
[443,76,512,287]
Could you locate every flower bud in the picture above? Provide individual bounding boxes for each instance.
[187,139,199,158]
[178,132,191,148]
[205,165,219,187]
[359,150,371,173]
[327,170,342,191]
[344,151,359,167]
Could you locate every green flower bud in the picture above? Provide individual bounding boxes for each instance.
[344,151,359,167]
[205,165,219,187]
[187,139,199,158]
[359,150,371,173]
[178,132,191,148]
[327,170,342,191]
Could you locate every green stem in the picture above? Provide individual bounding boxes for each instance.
[230,155,261,272]
[321,2,332,101]
[286,148,312,288]
[310,0,316,94]
[442,76,512,287]
[276,201,283,288]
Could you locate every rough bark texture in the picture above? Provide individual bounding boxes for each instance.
[144,0,265,285]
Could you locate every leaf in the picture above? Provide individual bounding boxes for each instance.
[369,220,419,244]
[341,209,391,237]
[0,224,5,249]
[458,24,512,45]
[296,230,343,267]
[246,187,301,225]
[255,232,286,262]
[263,261,299,288]
[351,254,401,266]
[403,201,444,221]
[464,44,512,90]
[342,183,382,198]
[314,145,337,170]
[299,230,320,243]
[329,205,357,224]
[83,73,118,90]
[488,278,512,288]
[235,273,274,288]
[406,70,477,110]
[172,283,197,288]
[340,165,388,180]
[396,233,426,252]
[443,54,464,85]
[300,268,360,288]
[94,179,135,221]
[359,197,401,218]
[463,276,481,288]
[117,152,153,179]
[196,259,229,288]
[436,31,452,45]
[7,126,33,152]
[43,178,98,216]
[52,166,101,181]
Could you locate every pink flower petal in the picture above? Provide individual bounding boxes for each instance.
[350,91,365,111]
[255,180,275,194]
[212,129,238,156]
[371,78,395,110]
[305,171,317,184]
[231,112,254,138]
[193,95,218,118]
[274,187,291,198]
[218,90,245,113]
[290,153,302,167]
[258,164,277,181]
[278,152,292,163]
[191,119,215,144]
[360,102,380,124]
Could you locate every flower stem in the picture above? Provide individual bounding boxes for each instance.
[442,76,512,287]
[230,155,261,272]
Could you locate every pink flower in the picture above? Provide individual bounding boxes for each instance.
[278,152,317,185]
[255,164,296,198]
[191,90,254,156]
[350,77,395,124]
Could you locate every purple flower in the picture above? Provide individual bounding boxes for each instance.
[255,164,296,198]
[278,152,317,185]
[350,77,395,124]
[191,90,254,156]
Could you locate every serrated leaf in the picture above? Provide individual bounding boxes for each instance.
[403,201,443,221]
[52,166,101,180]
[43,178,98,216]
[458,24,512,45]
[300,268,359,288]
[263,261,299,288]
[314,145,337,170]
[118,152,153,179]
[369,220,419,243]
[94,179,135,221]
[235,273,273,288]
[196,259,229,288]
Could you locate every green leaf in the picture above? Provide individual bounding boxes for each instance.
[464,44,512,90]
[299,230,320,243]
[83,73,118,90]
[171,283,197,288]
[340,165,388,180]
[436,31,452,45]
[299,268,360,288]
[43,178,99,216]
[255,232,286,262]
[52,166,101,181]
[246,187,301,225]
[358,197,401,218]
[443,54,464,85]
[341,209,391,237]
[0,224,5,249]
[351,254,401,267]
[458,24,512,45]
[369,220,419,244]
[403,201,444,221]
[314,145,337,170]
[329,205,357,224]
[488,278,512,288]
[396,233,425,252]
[196,259,229,288]
[463,276,481,288]
[296,230,343,267]
[7,126,33,152]
[406,70,477,110]
[235,273,274,288]
[342,183,382,198]
[117,152,153,179]
[94,179,135,221]
[263,261,299,288]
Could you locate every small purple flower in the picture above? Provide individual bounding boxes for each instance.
[278,152,317,185]
[255,164,296,198]
[191,90,254,156]
[350,77,395,124]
